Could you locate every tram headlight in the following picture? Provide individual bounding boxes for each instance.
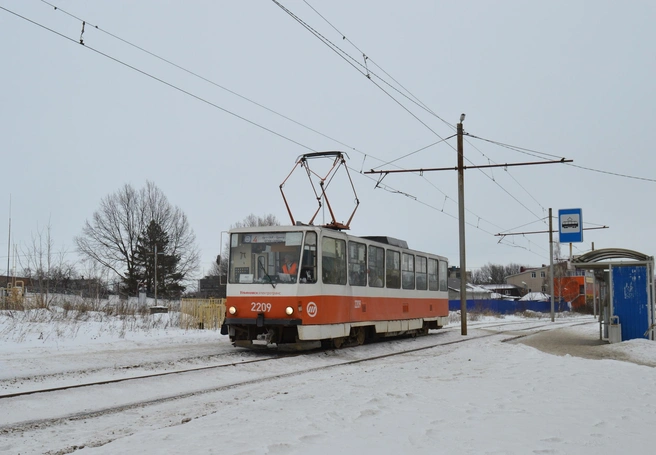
[228,306,237,315]
[285,306,294,316]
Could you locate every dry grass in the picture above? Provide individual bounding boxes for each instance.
[0,293,183,343]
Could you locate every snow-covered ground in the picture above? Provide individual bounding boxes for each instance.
[1,309,655,455]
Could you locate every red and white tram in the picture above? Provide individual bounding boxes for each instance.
[221,224,449,350]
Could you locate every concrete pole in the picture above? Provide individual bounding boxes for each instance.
[593,273,597,318]
[549,208,555,322]
[457,120,467,335]
[154,244,158,307]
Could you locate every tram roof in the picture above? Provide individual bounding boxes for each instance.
[229,226,409,248]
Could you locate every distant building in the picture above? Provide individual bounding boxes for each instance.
[448,266,472,282]
[506,265,553,295]
[505,262,596,308]
[448,278,493,300]
[478,284,522,300]
[0,276,32,288]
[198,275,226,298]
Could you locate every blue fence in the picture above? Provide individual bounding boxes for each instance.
[448,299,570,315]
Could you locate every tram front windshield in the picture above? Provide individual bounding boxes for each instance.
[228,232,303,284]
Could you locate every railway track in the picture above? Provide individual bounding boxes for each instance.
[0,318,599,455]
[0,321,595,404]
[0,317,590,402]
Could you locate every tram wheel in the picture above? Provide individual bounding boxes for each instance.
[355,327,366,345]
[333,337,345,349]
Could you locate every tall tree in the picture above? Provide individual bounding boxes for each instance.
[471,262,530,284]
[76,181,200,295]
[134,220,185,297]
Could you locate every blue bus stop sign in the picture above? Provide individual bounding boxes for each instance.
[559,208,583,243]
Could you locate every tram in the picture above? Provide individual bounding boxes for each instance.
[221,224,449,350]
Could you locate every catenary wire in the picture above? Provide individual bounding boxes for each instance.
[7,4,550,261]
[32,1,535,251]
[37,0,363,159]
[37,0,464,202]
[273,1,552,225]
[469,133,656,183]
[1,5,315,152]
[301,0,453,130]
[271,0,451,139]
[39,0,554,250]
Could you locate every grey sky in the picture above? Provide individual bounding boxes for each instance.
[1,0,654,280]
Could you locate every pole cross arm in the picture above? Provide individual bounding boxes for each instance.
[364,159,573,175]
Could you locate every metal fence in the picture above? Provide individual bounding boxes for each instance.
[180,298,226,330]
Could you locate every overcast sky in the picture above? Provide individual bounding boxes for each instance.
[1,1,654,280]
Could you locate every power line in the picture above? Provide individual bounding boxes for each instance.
[38,0,367,157]
[40,0,552,249]
[1,5,315,152]
[8,4,550,261]
[467,134,566,160]
[271,0,451,140]
[36,1,520,246]
[460,135,550,217]
[349,165,550,258]
[298,0,553,217]
[566,163,656,183]
[274,1,556,226]
[369,135,457,170]
[469,133,656,183]
[300,0,453,130]
[10,5,503,249]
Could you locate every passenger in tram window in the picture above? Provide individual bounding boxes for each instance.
[369,270,383,287]
[282,254,298,275]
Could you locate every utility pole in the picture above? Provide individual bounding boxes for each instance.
[496,216,607,322]
[549,208,554,322]
[6,194,11,297]
[151,244,165,307]
[154,244,159,307]
[365,115,573,335]
[457,116,467,335]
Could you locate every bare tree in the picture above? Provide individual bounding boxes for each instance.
[19,220,75,307]
[471,262,530,284]
[75,181,200,295]
[232,213,280,229]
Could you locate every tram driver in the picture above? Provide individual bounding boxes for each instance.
[282,254,298,276]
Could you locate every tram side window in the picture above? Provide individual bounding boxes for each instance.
[368,245,385,287]
[386,250,401,289]
[416,256,428,290]
[439,260,448,291]
[428,258,439,291]
[348,241,367,286]
[301,231,317,283]
[322,237,347,285]
[402,253,415,290]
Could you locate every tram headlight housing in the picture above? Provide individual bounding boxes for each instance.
[228,306,237,315]
[285,306,294,316]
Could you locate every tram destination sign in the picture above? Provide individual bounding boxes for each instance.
[558,208,583,243]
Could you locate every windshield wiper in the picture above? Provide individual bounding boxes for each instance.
[258,257,276,288]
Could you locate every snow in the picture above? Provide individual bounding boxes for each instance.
[519,291,550,302]
[1,309,655,454]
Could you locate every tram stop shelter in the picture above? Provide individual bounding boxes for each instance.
[572,248,655,343]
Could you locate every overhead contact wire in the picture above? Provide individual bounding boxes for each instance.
[2,5,314,152]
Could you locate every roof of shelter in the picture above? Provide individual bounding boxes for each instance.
[572,248,653,269]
